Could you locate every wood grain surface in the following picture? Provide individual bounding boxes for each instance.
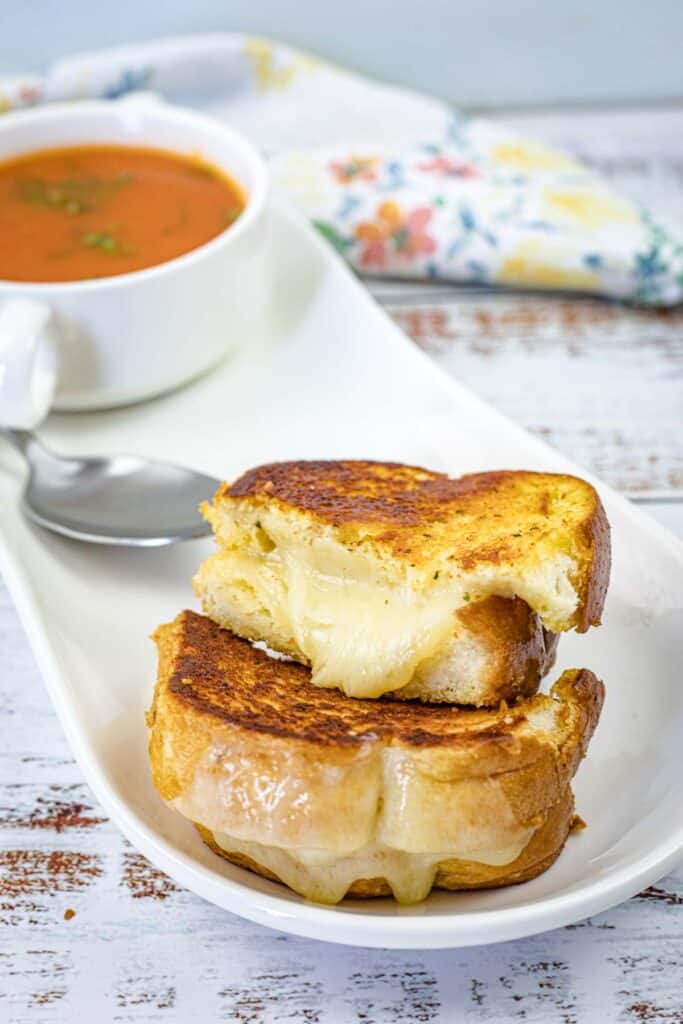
[1,104,682,1022]
[383,294,683,496]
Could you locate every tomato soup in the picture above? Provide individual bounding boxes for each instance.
[0,144,245,282]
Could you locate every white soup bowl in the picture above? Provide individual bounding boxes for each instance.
[0,100,269,410]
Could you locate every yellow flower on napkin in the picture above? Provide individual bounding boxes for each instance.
[493,141,582,173]
[244,38,318,93]
[497,239,600,290]
[545,190,638,230]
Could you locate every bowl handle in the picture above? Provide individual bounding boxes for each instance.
[0,299,58,430]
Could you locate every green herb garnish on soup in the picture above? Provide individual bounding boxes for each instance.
[0,145,245,282]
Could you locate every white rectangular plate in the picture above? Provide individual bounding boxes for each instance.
[1,201,682,949]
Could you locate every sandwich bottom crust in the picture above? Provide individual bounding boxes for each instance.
[194,787,575,904]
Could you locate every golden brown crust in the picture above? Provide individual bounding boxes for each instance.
[212,462,611,631]
[225,460,441,527]
[151,611,594,752]
[393,596,558,705]
[459,596,546,696]
[578,500,612,631]
[197,826,282,884]
[148,613,603,856]
[194,788,575,898]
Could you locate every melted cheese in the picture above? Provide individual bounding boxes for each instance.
[201,546,458,698]
[196,520,578,699]
[211,830,533,905]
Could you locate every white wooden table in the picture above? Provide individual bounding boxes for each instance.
[1,105,682,1022]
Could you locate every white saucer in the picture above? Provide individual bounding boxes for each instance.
[0,201,681,949]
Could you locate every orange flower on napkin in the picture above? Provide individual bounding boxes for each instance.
[355,201,436,267]
[329,155,379,184]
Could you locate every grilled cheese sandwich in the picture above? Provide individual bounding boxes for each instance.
[195,462,609,704]
[147,611,604,905]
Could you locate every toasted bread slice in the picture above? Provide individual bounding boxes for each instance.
[147,611,604,904]
[391,595,558,705]
[194,461,609,702]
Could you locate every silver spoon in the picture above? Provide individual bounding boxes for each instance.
[0,299,219,546]
[2,428,220,546]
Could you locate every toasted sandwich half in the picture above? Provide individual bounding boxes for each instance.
[147,611,604,905]
[194,461,609,705]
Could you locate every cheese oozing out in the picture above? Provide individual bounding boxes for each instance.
[210,829,535,905]
[195,517,578,699]
[198,547,457,698]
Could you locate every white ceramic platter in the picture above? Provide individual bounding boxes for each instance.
[1,201,681,949]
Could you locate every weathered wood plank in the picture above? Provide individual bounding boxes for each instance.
[382,297,683,495]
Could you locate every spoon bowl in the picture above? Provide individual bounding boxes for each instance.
[5,429,220,546]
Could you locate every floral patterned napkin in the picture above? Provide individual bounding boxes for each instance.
[2,34,682,304]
